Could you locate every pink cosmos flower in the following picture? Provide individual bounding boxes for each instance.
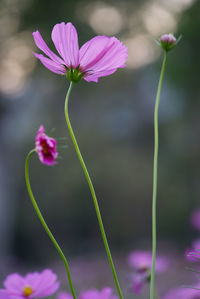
[162,284,200,299]
[0,269,59,299]
[190,209,200,230]
[57,288,117,299]
[128,250,169,294]
[35,125,58,166]
[33,22,128,83]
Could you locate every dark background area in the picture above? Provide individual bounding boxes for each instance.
[0,0,200,297]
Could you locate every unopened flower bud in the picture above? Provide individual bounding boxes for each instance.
[160,33,177,51]
[161,34,176,44]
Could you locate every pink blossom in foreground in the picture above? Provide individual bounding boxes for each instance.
[0,269,59,299]
[35,125,58,166]
[57,288,117,299]
[162,284,200,299]
[0,293,10,299]
[190,209,200,230]
[33,22,128,83]
[128,250,169,294]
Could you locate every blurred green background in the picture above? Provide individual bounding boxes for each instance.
[1,0,200,297]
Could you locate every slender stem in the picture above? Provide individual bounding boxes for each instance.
[64,82,124,299]
[150,51,167,299]
[25,150,77,299]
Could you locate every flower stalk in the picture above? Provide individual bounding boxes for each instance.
[64,82,124,299]
[25,150,77,299]
[150,50,167,299]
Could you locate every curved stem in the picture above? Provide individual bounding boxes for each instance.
[25,150,77,299]
[150,51,167,299]
[64,82,124,299]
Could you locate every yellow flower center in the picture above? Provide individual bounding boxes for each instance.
[23,286,33,297]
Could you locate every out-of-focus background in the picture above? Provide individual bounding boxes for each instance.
[1,0,200,297]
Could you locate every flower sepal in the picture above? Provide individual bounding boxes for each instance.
[66,66,85,83]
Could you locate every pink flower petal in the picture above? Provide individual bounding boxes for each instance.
[31,270,59,297]
[80,36,127,76]
[79,36,111,71]
[51,22,79,68]
[3,274,25,293]
[33,53,66,74]
[35,125,58,166]
[84,69,117,82]
[89,37,127,72]
[33,31,65,65]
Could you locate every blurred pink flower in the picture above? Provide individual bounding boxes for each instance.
[128,250,169,294]
[190,209,200,230]
[57,288,117,299]
[33,22,128,83]
[0,269,59,299]
[128,250,169,273]
[35,125,58,166]
[162,284,200,299]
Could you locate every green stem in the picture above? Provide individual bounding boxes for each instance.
[25,150,77,299]
[150,51,167,299]
[64,82,124,299]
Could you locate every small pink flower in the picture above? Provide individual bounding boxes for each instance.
[33,22,128,83]
[0,293,10,299]
[128,250,169,294]
[57,288,117,299]
[35,125,58,166]
[128,250,169,273]
[0,269,59,299]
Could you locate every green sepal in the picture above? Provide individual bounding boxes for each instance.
[66,66,85,83]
